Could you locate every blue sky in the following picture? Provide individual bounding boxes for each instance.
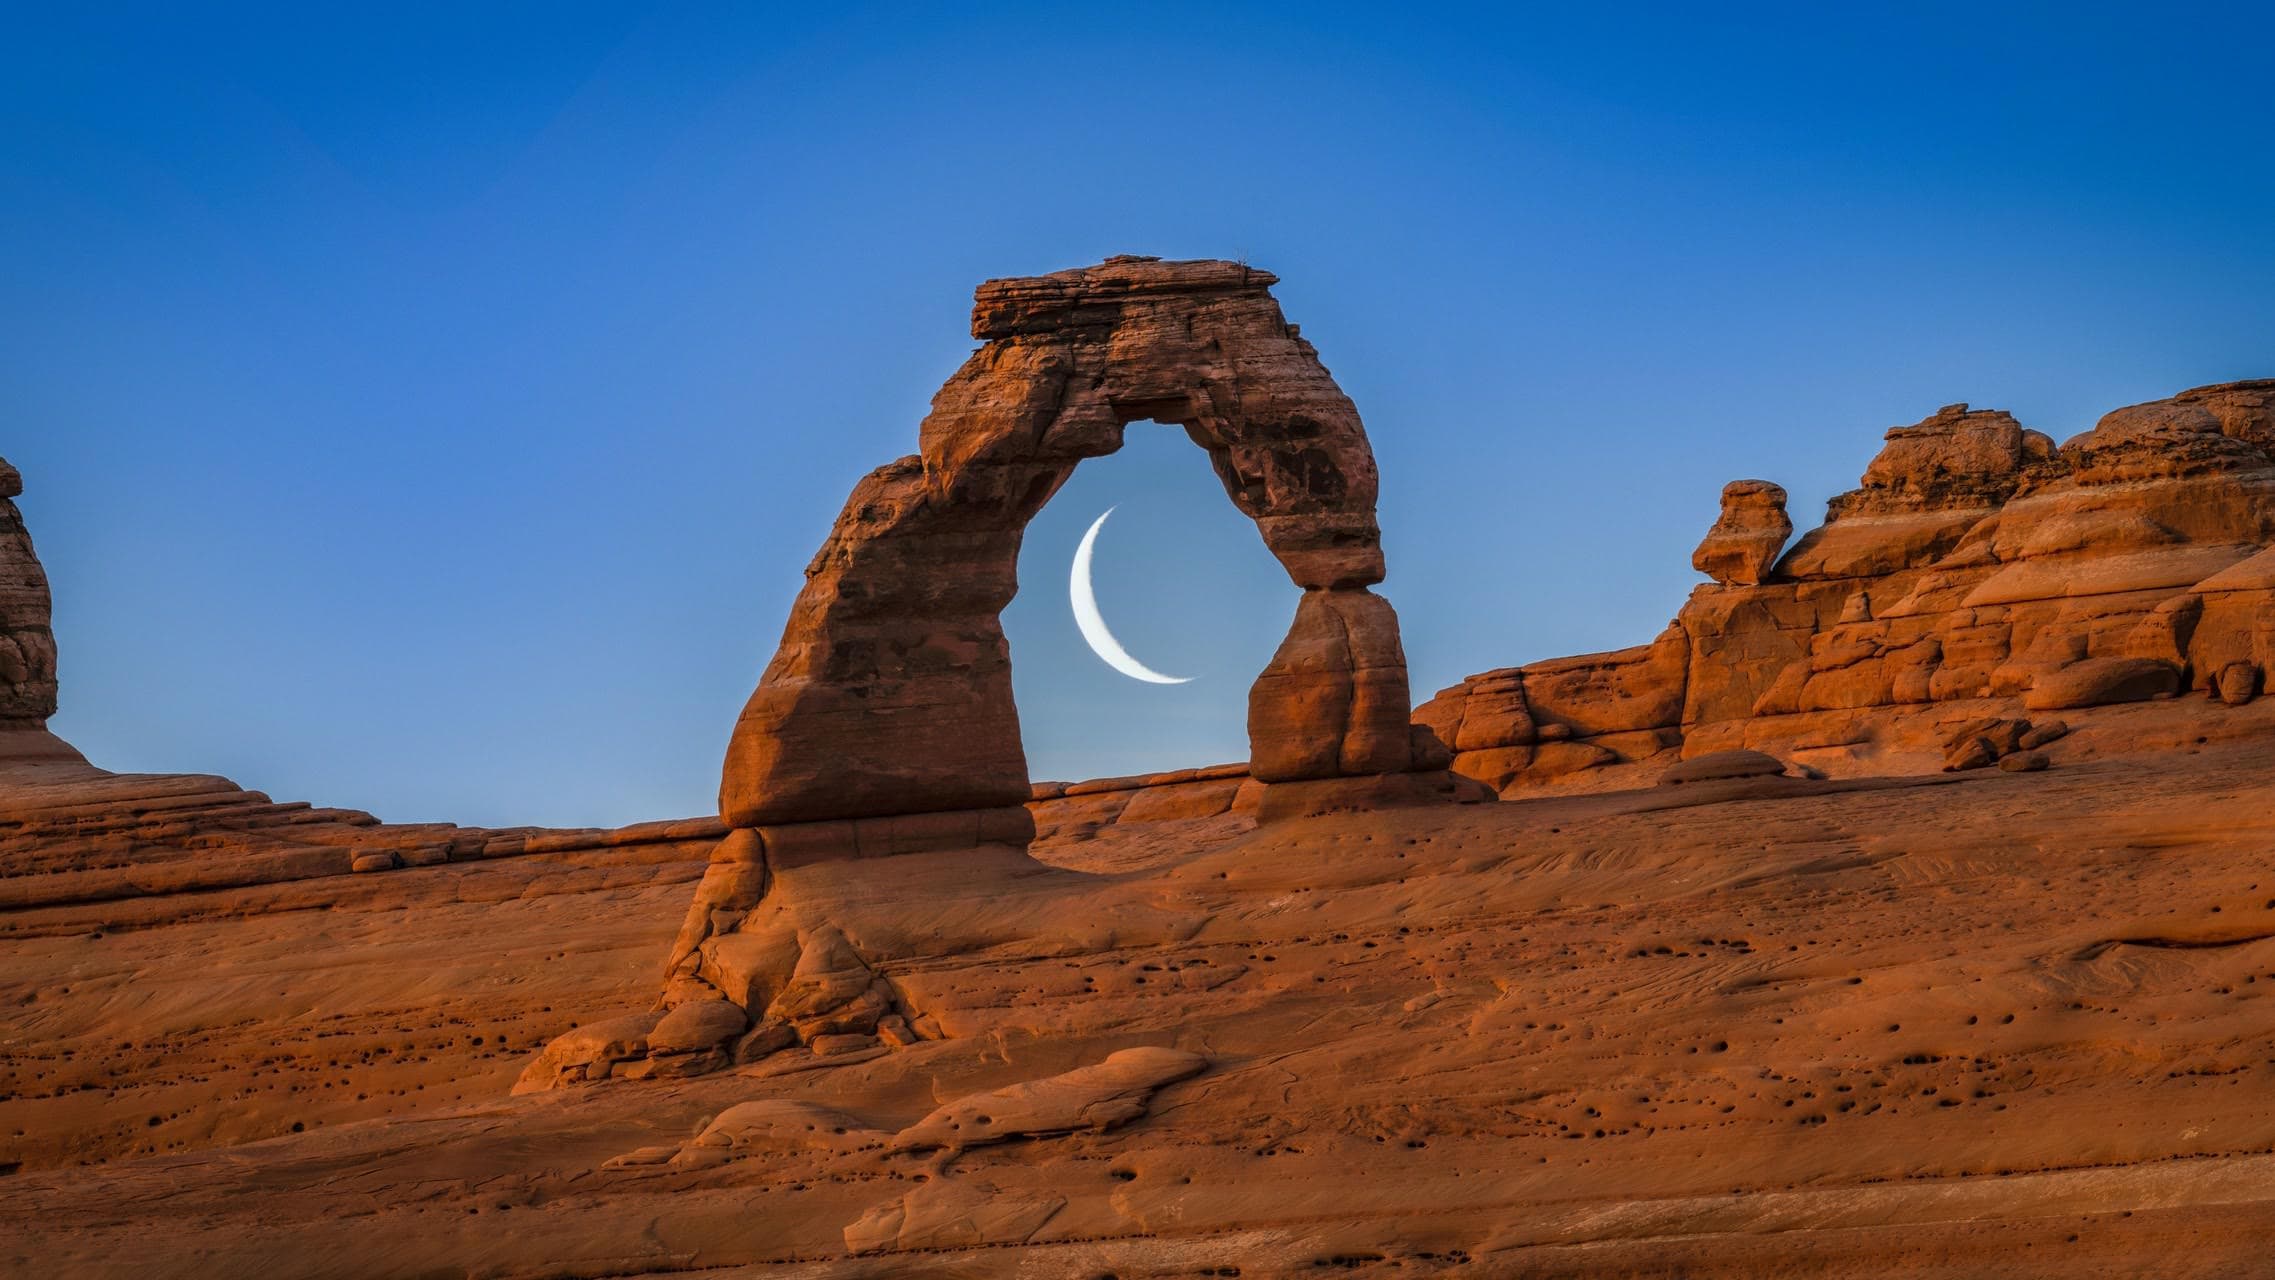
[7,3,2271,825]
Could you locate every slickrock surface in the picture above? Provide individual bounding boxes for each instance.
[1420,381,2275,793]
[9,710,2275,1275]
[0,755,724,1171]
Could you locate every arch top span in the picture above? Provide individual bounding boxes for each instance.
[719,256,1432,833]
[930,255,1384,591]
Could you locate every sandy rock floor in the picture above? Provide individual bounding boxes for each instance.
[8,727,2275,1276]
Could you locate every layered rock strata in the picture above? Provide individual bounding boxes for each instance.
[0,762,725,924]
[1421,381,2275,791]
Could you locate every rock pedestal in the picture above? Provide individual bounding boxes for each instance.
[1248,588,1414,781]
[1692,480,1792,586]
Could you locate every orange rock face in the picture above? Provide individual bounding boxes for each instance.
[1422,382,2275,794]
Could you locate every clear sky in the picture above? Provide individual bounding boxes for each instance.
[8,3,2271,826]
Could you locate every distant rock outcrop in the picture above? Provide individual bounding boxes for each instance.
[0,458,72,763]
[1421,381,2275,790]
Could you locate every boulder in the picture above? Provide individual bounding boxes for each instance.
[2215,661,2261,706]
[2018,719,2070,750]
[513,1011,664,1094]
[1858,404,2033,503]
[2024,657,2182,710]
[1419,626,1687,791]
[646,999,748,1055]
[662,829,770,975]
[1692,480,1792,586]
[1533,740,1619,778]
[762,926,901,1043]
[689,1099,877,1153]
[732,1019,798,1064]
[1659,749,1786,785]
[1522,626,1689,739]
[616,1049,726,1080]
[2068,400,2226,450]
[811,1032,880,1057]
[1943,737,1997,772]
[2052,390,2271,484]
[699,928,800,1013]
[1944,717,2029,763]
[1112,776,1242,824]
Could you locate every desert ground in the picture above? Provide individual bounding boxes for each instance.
[6,699,2275,1276]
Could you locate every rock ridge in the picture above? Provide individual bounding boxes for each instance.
[1421,380,2275,791]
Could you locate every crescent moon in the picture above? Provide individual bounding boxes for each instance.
[1070,507,1194,685]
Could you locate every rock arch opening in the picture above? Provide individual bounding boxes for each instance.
[1003,419,1295,783]
[716,256,1444,846]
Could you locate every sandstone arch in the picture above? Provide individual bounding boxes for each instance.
[718,256,1429,843]
[517,258,1454,1087]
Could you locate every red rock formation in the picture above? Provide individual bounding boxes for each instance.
[719,256,1424,838]
[1691,480,1791,586]
[1416,623,1691,791]
[0,458,74,765]
[1423,382,2275,791]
